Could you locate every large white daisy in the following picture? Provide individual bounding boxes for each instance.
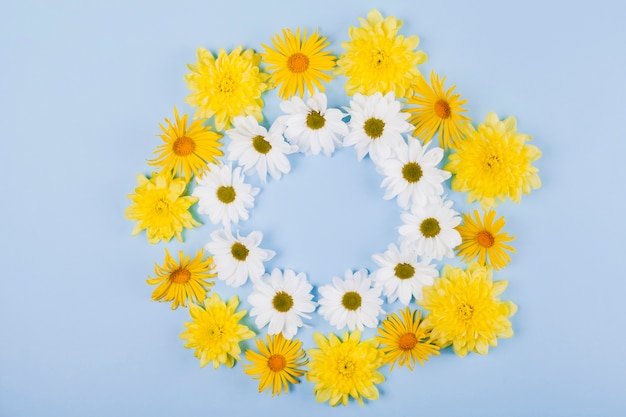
[276,91,348,157]
[398,197,462,260]
[204,228,275,288]
[343,92,412,164]
[193,162,260,227]
[371,243,437,305]
[226,115,296,183]
[378,137,451,210]
[317,269,384,331]
[247,268,317,340]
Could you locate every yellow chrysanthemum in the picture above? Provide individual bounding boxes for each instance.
[456,210,516,270]
[336,9,427,98]
[148,107,223,181]
[261,28,336,99]
[185,46,269,131]
[418,263,517,358]
[243,334,308,397]
[180,293,255,369]
[125,171,200,244]
[445,112,542,210]
[376,307,439,371]
[146,248,216,310]
[406,70,470,148]
[306,331,384,407]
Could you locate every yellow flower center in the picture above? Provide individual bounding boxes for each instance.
[363,117,385,139]
[218,75,236,93]
[457,302,474,320]
[306,111,326,130]
[394,263,415,279]
[342,291,362,310]
[154,198,169,214]
[337,357,356,377]
[434,99,451,119]
[398,333,418,351]
[230,242,249,261]
[252,135,272,154]
[402,162,423,183]
[372,50,387,68]
[267,354,287,372]
[216,186,236,204]
[272,291,294,312]
[420,217,441,238]
[477,230,495,248]
[172,136,196,156]
[484,154,502,170]
[169,268,191,284]
[208,325,225,339]
[287,52,310,73]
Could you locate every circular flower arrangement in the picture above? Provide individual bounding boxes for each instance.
[125,9,542,407]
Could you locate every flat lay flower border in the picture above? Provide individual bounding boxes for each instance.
[125,9,541,407]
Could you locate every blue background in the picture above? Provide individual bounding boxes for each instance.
[2,0,625,416]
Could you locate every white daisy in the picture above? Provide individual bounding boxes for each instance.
[226,115,296,183]
[193,162,260,227]
[277,91,348,156]
[317,269,384,331]
[204,228,275,288]
[343,92,412,164]
[379,137,451,210]
[247,268,317,340]
[371,243,438,305]
[398,197,462,260]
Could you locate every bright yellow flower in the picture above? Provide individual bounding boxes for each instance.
[336,9,427,98]
[146,248,216,310]
[180,294,255,369]
[376,307,439,371]
[148,107,223,181]
[445,112,542,210]
[185,46,269,131]
[406,71,470,148]
[243,334,308,397]
[261,28,336,99]
[418,263,517,358]
[306,331,384,406]
[125,171,200,244]
[456,210,516,270]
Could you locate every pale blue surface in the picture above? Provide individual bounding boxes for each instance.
[2,0,626,416]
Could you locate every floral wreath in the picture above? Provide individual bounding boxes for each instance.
[125,9,541,407]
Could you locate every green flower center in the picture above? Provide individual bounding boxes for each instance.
[216,186,236,204]
[434,99,451,119]
[287,52,309,73]
[341,291,362,311]
[230,242,249,261]
[272,291,294,312]
[267,354,287,372]
[394,263,416,279]
[252,135,272,154]
[306,111,326,130]
[363,117,385,139]
[402,162,423,183]
[420,217,441,238]
[457,302,474,320]
[172,136,196,156]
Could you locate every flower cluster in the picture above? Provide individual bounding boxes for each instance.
[125,9,541,407]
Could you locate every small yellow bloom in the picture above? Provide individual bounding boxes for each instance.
[146,248,216,310]
[419,263,518,357]
[456,210,516,270]
[125,171,200,244]
[180,294,255,369]
[306,331,384,406]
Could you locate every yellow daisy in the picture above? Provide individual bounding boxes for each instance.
[261,28,336,99]
[418,263,518,358]
[376,307,439,371]
[445,112,542,210]
[406,70,470,148]
[125,171,200,244]
[180,293,255,369]
[146,248,216,310]
[306,331,384,406]
[148,107,223,181]
[185,46,269,131]
[456,210,516,270]
[336,9,427,98]
[243,334,308,397]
